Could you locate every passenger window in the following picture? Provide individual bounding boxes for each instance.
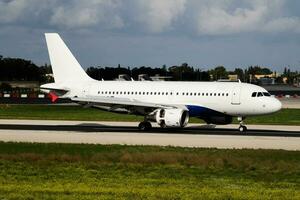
[226,93,228,96]
[252,92,257,97]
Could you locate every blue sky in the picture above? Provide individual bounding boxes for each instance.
[0,0,300,72]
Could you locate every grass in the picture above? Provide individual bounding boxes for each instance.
[0,142,299,199]
[0,104,300,125]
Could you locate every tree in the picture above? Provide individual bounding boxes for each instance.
[168,63,197,81]
[261,68,272,75]
[0,82,12,91]
[209,66,228,80]
[247,66,272,75]
[0,57,44,82]
[233,68,244,80]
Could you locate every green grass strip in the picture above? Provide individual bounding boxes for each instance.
[0,104,300,125]
[0,142,299,199]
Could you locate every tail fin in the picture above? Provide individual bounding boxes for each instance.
[45,33,92,83]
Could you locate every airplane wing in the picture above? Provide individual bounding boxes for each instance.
[71,96,184,114]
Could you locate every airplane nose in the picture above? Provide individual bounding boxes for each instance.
[272,98,282,113]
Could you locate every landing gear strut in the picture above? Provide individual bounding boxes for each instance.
[237,116,247,132]
[138,121,152,131]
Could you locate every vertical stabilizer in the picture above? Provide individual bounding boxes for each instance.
[45,33,92,83]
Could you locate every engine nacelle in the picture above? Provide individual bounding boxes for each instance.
[154,108,189,128]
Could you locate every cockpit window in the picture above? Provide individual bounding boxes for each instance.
[257,92,263,97]
[252,92,257,97]
[263,92,271,97]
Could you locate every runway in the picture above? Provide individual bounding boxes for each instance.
[0,120,299,150]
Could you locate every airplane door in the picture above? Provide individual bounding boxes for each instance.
[231,87,241,105]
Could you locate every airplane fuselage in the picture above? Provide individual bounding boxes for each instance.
[67,80,281,118]
[41,33,282,131]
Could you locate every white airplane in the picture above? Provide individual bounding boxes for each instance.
[40,33,282,132]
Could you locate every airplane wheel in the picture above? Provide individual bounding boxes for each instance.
[239,125,247,133]
[138,122,152,131]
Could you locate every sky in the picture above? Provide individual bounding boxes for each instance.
[0,0,300,72]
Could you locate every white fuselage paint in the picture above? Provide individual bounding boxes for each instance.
[66,80,282,117]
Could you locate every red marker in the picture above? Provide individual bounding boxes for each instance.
[48,92,58,103]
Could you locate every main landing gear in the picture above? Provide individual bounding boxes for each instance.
[138,121,152,131]
[237,116,247,132]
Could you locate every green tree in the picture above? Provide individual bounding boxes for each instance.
[209,66,228,80]
[233,68,244,80]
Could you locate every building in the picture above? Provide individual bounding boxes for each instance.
[0,81,40,92]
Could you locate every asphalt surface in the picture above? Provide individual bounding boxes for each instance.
[0,120,299,150]
[0,123,299,137]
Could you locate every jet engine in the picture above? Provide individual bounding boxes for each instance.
[152,108,189,128]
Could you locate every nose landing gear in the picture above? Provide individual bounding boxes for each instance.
[237,116,247,132]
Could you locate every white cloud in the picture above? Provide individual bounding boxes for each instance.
[50,0,124,29]
[0,0,300,35]
[264,17,300,33]
[196,1,269,35]
[134,0,187,33]
[196,2,266,34]
[0,0,28,23]
[193,0,299,35]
